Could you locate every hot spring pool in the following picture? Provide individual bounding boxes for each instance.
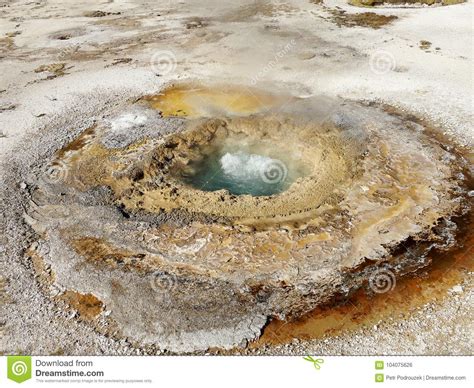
[181,144,308,196]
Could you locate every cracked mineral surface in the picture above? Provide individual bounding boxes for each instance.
[17,85,471,352]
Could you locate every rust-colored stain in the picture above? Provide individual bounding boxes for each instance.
[26,247,55,287]
[252,210,474,347]
[56,125,96,159]
[60,291,104,320]
[70,237,146,271]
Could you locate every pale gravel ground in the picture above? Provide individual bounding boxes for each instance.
[249,277,474,356]
[0,0,472,355]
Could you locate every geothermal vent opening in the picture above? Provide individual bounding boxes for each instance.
[178,138,309,196]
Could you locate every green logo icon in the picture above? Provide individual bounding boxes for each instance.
[303,356,324,370]
[7,356,32,383]
[375,360,384,370]
[375,373,384,383]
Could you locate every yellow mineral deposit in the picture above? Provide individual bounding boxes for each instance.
[142,83,289,118]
